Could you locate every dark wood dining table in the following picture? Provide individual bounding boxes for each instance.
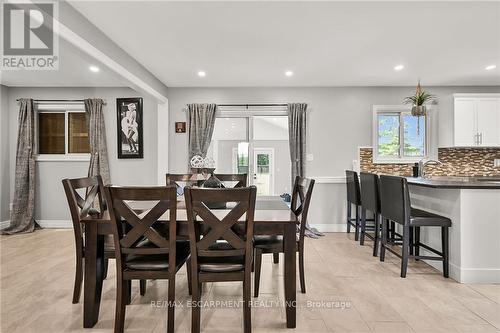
[81,196,298,329]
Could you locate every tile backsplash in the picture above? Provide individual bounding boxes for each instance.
[359,147,500,177]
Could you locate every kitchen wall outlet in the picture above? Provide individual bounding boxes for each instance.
[494,159,500,168]
[306,154,314,161]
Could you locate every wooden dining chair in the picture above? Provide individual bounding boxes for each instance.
[105,185,191,333]
[62,175,115,304]
[215,174,247,187]
[184,186,257,333]
[253,176,315,296]
[165,173,198,187]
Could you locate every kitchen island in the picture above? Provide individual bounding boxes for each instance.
[406,177,500,283]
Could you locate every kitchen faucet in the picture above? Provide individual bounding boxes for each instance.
[418,159,442,178]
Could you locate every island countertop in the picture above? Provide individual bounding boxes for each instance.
[406,176,500,189]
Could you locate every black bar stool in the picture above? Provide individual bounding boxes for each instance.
[359,172,381,256]
[345,170,361,241]
[379,175,451,278]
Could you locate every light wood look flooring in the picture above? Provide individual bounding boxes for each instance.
[1,230,499,332]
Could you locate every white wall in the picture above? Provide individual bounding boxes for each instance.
[167,86,500,230]
[7,87,159,222]
[0,85,10,221]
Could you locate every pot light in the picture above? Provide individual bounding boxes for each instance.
[485,65,496,70]
[285,70,294,77]
[394,64,404,71]
[89,65,100,73]
[198,71,206,77]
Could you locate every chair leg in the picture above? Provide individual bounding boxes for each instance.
[379,217,387,262]
[253,248,262,297]
[273,252,279,264]
[360,208,367,245]
[114,278,127,333]
[167,276,176,333]
[191,281,201,333]
[243,271,252,333]
[354,205,360,241]
[372,213,380,257]
[346,203,351,233]
[442,227,449,278]
[72,257,83,304]
[299,245,306,294]
[414,227,420,261]
[140,280,146,296]
[186,258,192,296]
[390,221,396,241]
[409,227,414,256]
[103,257,109,279]
[401,226,410,278]
[125,280,132,305]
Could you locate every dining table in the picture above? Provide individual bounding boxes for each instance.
[81,196,298,329]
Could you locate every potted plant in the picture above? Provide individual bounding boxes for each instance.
[403,80,435,117]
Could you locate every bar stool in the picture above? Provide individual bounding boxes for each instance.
[345,170,361,241]
[379,175,451,278]
[359,172,381,256]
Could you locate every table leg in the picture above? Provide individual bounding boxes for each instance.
[283,223,296,328]
[83,223,105,328]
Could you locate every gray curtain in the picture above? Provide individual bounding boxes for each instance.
[2,99,36,234]
[84,98,110,184]
[287,103,307,185]
[187,103,217,164]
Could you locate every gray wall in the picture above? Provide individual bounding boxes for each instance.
[7,87,159,221]
[0,85,10,221]
[167,86,500,230]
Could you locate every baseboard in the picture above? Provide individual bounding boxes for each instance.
[36,220,72,229]
[309,224,347,233]
[0,220,10,230]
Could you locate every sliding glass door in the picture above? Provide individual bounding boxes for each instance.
[206,113,291,196]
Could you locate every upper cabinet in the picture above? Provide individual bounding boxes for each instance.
[453,94,500,147]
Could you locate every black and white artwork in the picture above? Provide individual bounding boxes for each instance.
[117,97,143,159]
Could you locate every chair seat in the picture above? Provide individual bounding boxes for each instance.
[410,208,452,227]
[198,242,245,273]
[125,241,190,271]
[254,235,299,249]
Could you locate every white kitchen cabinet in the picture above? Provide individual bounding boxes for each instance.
[454,94,500,147]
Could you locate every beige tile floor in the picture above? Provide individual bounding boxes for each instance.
[1,229,499,333]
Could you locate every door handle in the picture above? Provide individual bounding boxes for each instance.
[474,133,478,145]
[480,133,483,145]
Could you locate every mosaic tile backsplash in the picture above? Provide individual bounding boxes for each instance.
[359,147,500,177]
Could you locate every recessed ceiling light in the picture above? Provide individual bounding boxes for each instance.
[89,65,100,72]
[485,65,496,70]
[285,70,294,77]
[198,71,206,77]
[394,64,404,71]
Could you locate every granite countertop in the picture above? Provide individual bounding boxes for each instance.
[406,176,500,189]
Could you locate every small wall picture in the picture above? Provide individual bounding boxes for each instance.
[175,122,186,133]
[117,97,143,159]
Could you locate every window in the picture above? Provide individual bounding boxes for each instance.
[36,102,90,159]
[373,105,428,163]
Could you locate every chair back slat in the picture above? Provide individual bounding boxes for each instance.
[184,186,257,268]
[360,172,381,214]
[291,176,315,241]
[62,176,106,248]
[345,170,361,205]
[379,175,411,226]
[215,174,247,188]
[105,186,177,258]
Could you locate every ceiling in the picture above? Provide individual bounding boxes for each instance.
[3,1,500,88]
[0,39,130,87]
[69,1,500,87]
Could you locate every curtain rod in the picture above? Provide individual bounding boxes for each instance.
[16,99,107,105]
[217,103,288,107]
